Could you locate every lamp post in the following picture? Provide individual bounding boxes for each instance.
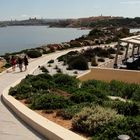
[118,135,130,140]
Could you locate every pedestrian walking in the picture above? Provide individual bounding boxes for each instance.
[10,56,16,71]
[23,55,28,71]
[17,56,23,72]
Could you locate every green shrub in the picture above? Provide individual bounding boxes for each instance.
[17,84,32,95]
[122,83,138,99]
[41,49,48,54]
[70,40,82,47]
[57,55,66,62]
[70,90,97,103]
[109,81,139,100]
[48,59,54,64]
[48,64,52,67]
[53,74,79,93]
[9,83,32,99]
[82,48,96,62]
[89,29,105,38]
[112,102,140,116]
[93,47,110,58]
[72,106,123,135]
[71,88,108,104]
[56,68,62,73]
[40,66,49,73]
[31,94,71,110]
[73,71,78,74]
[26,73,53,83]
[67,51,79,56]
[24,74,54,90]
[118,51,123,55]
[93,117,140,140]
[82,80,109,91]
[109,80,125,97]
[107,47,116,54]
[120,46,125,51]
[132,87,140,101]
[105,39,112,44]
[109,55,115,59]
[57,51,78,63]
[98,58,105,62]
[102,100,140,117]
[3,53,11,62]
[68,56,89,70]
[54,65,58,69]
[87,88,109,100]
[9,87,18,96]
[31,80,49,90]
[26,50,42,58]
[3,63,11,68]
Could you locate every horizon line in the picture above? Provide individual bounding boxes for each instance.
[0,15,140,22]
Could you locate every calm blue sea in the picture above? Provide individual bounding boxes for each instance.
[0,26,90,55]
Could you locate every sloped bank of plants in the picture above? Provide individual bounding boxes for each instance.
[9,73,140,140]
[57,47,118,69]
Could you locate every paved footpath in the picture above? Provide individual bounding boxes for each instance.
[0,48,86,140]
[0,56,52,140]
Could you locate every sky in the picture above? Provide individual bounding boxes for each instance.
[0,0,140,20]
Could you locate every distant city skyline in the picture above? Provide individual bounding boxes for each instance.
[0,0,140,21]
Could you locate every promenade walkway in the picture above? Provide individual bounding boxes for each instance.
[0,56,51,140]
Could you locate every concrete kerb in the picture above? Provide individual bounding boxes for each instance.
[1,62,86,140]
[77,69,91,79]
[0,67,12,76]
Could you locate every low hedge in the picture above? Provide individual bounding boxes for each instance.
[26,50,42,58]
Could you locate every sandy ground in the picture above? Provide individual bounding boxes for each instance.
[35,110,72,129]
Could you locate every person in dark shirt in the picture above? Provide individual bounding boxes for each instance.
[17,56,23,72]
[23,55,28,71]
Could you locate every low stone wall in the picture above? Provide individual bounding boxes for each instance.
[78,67,140,84]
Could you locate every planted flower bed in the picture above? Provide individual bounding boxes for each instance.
[9,73,140,140]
